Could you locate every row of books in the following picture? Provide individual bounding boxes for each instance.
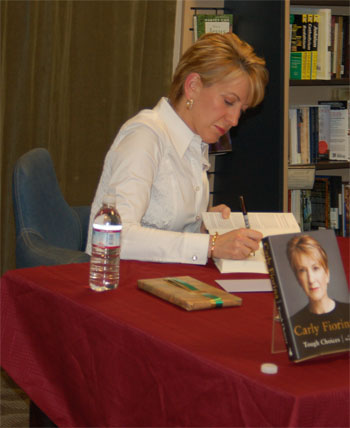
[289,100,349,164]
[290,7,349,80]
[289,177,350,237]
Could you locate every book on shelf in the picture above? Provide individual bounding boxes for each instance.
[310,177,330,230]
[290,9,320,80]
[138,275,242,311]
[202,212,300,274]
[331,15,348,79]
[289,104,332,165]
[310,13,319,80]
[289,189,313,232]
[344,15,350,79]
[299,106,310,163]
[263,229,350,362]
[318,100,349,161]
[289,108,301,164]
[289,7,350,80]
[318,175,343,233]
[335,15,343,79]
[316,8,332,80]
[193,14,233,42]
[301,189,313,231]
[317,104,331,160]
[305,13,318,80]
[290,175,349,237]
[290,12,308,80]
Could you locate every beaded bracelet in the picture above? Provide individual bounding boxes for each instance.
[210,232,218,258]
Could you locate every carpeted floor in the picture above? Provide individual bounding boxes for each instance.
[1,368,30,428]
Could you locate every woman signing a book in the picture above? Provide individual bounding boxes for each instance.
[86,32,268,264]
[287,234,350,323]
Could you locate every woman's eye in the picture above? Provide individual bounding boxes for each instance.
[224,99,234,106]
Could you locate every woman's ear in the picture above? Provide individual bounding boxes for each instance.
[184,72,202,100]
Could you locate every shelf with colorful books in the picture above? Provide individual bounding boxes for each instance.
[288,175,349,236]
[288,101,349,166]
[289,2,349,82]
[287,97,349,235]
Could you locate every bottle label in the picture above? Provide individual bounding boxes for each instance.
[92,229,121,249]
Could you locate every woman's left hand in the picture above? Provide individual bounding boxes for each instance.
[200,204,231,233]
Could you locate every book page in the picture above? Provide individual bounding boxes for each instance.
[202,212,245,232]
[202,212,301,236]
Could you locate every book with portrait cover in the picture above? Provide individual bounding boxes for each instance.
[263,229,350,362]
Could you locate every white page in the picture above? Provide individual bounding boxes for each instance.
[202,212,300,236]
[216,279,272,293]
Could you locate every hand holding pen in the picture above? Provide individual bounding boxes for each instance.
[206,198,262,260]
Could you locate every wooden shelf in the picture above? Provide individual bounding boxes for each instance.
[316,161,350,170]
[290,78,350,86]
[291,0,348,6]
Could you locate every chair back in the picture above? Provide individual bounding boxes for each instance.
[12,148,90,267]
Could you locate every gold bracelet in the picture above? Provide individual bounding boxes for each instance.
[210,232,218,258]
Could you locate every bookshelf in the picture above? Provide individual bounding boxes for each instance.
[291,78,349,86]
[212,0,349,215]
[212,0,288,212]
[289,0,349,174]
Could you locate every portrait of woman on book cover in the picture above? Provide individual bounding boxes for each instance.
[287,234,350,331]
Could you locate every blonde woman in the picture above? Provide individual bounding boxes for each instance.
[87,33,269,264]
[287,235,350,323]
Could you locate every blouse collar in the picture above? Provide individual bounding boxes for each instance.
[155,97,204,159]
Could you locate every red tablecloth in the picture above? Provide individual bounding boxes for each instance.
[1,238,349,427]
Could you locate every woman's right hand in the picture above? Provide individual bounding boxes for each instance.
[209,228,263,260]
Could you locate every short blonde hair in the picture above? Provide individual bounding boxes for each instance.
[169,32,269,108]
[287,235,329,274]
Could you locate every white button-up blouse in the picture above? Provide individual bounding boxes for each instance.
[86,97,211,264]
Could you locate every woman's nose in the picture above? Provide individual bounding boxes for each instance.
[226,106,241,127]
[307,270,315,283]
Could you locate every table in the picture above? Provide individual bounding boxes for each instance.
[1,238,349,427]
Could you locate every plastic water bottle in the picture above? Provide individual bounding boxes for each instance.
[89,191,122,292]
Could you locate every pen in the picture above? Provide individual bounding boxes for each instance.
[239,195,251,229]
[240,195,255,256]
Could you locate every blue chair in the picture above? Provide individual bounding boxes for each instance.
[12,148,91,268]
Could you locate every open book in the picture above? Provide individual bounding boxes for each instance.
[202,212,301,273]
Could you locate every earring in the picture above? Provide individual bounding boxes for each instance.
[186,99,194,110]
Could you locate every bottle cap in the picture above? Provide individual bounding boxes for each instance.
[103,187,116,205]
[103,193,115,204]
[260,363,278,374]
